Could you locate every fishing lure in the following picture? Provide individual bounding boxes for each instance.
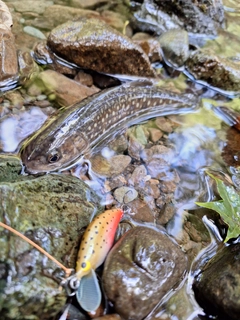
[65,208,123,312]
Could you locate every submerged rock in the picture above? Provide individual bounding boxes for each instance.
[159,29,189,67]
[193,243,240,320]
[43,4,99,28]
[30,69,99,107]
[132,0,224,36]
[186,49,240,92]
[0,172,102,320]
[102,226,187,319]
[47,18,156,77]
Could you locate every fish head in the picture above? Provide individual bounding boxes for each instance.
[21,127,89,174]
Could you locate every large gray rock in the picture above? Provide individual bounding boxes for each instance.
[0,161,102,320]
[102,226,187,319]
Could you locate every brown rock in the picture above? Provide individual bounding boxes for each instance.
[127,198,155,223]
[91,154,131,177]
[148,127,163,142]
[32,70,99,107]
[128,164,148,186]
[155,117,173,133]
[43,5,99,28]
[0,29,18,82]
[186,49,240,91]
[47,18,156,77]
[114,186,138,204]
[103,226,187,319]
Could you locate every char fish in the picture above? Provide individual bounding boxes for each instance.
[21,81,200,173]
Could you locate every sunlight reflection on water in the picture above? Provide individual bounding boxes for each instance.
[0,107,47,152]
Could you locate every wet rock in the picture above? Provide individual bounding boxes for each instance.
[127,198,155,223]
[91,154,131,178]
[132,33,162,63]
[114,186,138,204]
[155,117,173,133]
[193,243,240,320]
[11,1,53,14]
[0,155,22,182]
[0,29,18,83]
[132,0,224,36]
[0,174,102,320]
[159,29,189,68]
[149,282,203,320]
[128,164,148,186]
[74,70,94,87]
[29,70,99,107]
[43,5,99,28]
[148,127,163,142]
[157,202,175,225]
[23,26,46,40]
[18,51,40,87]
[104,175,127,193]
[47,18,156,77]
[186,49,240,92]
[140,145,175,179]
[103,226,187,319]
[33,42,79,77]
[222,127,240,167]
[100,10,126,32]
[70,0,110,9]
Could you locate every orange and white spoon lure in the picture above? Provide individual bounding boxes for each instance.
[65,208,123,312]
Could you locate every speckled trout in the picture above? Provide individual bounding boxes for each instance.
[21,81,200,173]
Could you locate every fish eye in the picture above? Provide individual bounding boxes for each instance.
[47,151,61,163]
[81,261,91,271]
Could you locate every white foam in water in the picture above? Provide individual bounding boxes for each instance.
[0,107,47,152]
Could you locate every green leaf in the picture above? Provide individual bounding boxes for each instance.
[196,173,240,242]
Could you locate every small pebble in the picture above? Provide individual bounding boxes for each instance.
[23,26,46,40]
[114,186,138,204]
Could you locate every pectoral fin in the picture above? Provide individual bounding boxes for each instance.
[76,269,102,312]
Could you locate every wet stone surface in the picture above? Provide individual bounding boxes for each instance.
[186,49,240,92]
[159,28,189,68]
[102,226,187,320]
[0,161,102,320]
[29,69,99,107]
[193,243,240,320]
[47,18,156,77]
[132,0,224,36]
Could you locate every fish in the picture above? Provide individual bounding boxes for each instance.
[68,208,123,312]
[21,81,200,174]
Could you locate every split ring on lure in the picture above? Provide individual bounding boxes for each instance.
[64,208,123,313]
